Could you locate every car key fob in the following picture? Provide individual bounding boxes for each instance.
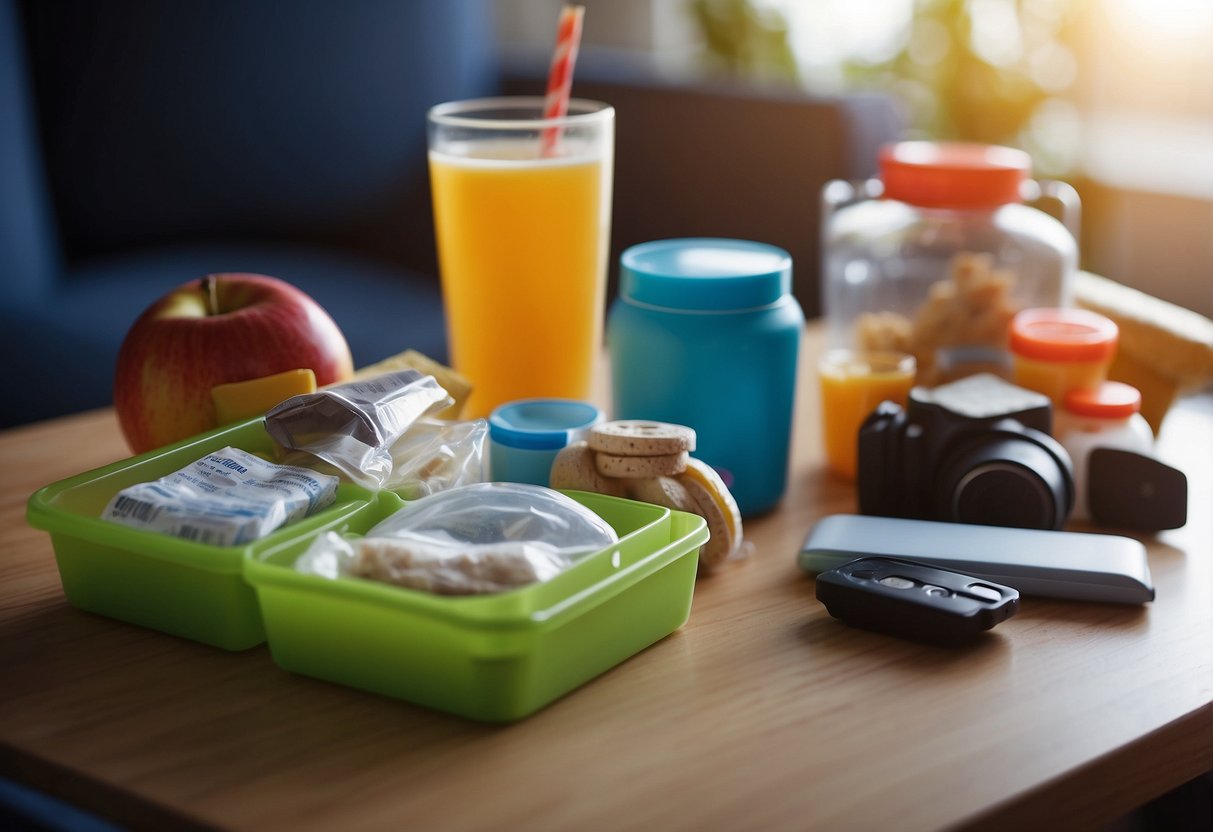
[815,557,1019,645]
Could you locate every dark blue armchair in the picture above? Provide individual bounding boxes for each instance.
[1,0,496,428]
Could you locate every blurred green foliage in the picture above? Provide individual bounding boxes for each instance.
[689,0,1083,171]
[845,0,1080,152]
[689,0,799,84]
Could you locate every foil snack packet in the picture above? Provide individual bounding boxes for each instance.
[265,370,453,488]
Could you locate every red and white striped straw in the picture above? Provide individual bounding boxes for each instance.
[540,4,585,157]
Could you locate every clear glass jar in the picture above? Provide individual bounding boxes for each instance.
[823,142,1079,386]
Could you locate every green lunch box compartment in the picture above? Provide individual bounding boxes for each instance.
[27,419,710,720]
[26,418,376,651]
[245,490,708,722]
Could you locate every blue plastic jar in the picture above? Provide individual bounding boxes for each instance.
[608,239,804,515]
[489,399,602,487]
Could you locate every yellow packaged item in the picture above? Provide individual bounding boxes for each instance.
[348,349,472,419]
[211,368,317,425]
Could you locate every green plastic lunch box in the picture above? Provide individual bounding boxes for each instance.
[25,418,374,650]
[27,418,708,720]
[246,490,706,721]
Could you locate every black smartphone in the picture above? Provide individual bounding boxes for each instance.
[815,557,1020,645]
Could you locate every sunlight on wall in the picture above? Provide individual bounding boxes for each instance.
[1109,0,1213,34]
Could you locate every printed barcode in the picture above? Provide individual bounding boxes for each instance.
[112,495,160,523]
[177,524,221,545]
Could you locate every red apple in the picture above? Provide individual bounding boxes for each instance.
[114,273,354,453]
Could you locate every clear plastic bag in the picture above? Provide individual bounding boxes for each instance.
[383,417,487,499]
[265,370,453,489]
[276,417,487,498]
[296,483,618,595]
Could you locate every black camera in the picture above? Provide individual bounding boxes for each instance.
[858,374,1074,530]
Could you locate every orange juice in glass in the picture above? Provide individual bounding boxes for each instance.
[819,349,916,479]
[427,98,614,417]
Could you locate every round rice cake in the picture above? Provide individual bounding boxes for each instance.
[588,420,696,456]
[595,450,689,479]
[549,441,627,497]
[626,475,696,512]
[676,458,742,571]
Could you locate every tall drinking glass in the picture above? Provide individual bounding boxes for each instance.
[427,97,614,417]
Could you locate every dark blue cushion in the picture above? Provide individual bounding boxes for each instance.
[3,0,497,427]
[0,243,447,428]
[0,0,58,301]
[22,0,497,257]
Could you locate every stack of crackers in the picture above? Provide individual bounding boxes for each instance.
[550,421,743,572]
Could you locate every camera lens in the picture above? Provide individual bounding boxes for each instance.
[935,437,1072,530]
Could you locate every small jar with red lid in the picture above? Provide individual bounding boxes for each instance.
[1052,381,1153,521]
[1009,307,1119,404]
[823,142,1079,385]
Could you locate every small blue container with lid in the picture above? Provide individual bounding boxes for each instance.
[489,399,602,487]
[608,239,803,515]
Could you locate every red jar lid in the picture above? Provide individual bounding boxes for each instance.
[1010,308,1119,363]
[1064,381,1142,419]
[879,142,1030,209]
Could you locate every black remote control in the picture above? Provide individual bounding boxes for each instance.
[815,557,1020,645]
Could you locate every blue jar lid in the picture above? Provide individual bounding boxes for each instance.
[489,399,602,451]
[619,238,792,311]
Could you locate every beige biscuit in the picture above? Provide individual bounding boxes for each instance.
[588,420,696,456]
[677,473,735,572]
[626,476,696,512]
[595,450,689,479]
[549,442,627,497]
[678,457,742,550]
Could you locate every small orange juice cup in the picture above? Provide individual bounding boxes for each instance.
[1009,308,1118,406]
[819,349,916,480]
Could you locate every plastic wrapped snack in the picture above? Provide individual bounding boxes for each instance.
[102,447,339,546]
[384,417,488,498]
[296,483,618,595]
[276,416,488,499]
[265,370,452,489]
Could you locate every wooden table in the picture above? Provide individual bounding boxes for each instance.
[2,327,1211,832]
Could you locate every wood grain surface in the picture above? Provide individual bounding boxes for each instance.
[1,326,1210,832]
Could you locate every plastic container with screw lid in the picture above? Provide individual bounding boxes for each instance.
[1010,307,1119,405]
[607,238,803,516]
[823,142,1080,385]
[1053,381,1153,521]
[488,399,602,487]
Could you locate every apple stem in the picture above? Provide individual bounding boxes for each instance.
[201,276,219,316]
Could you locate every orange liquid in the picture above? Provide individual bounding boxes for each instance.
[819,352,915,480]
[429,144,610,417]
[1012,355,1110,406]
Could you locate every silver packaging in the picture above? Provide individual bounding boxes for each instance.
[265,370,453,488]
